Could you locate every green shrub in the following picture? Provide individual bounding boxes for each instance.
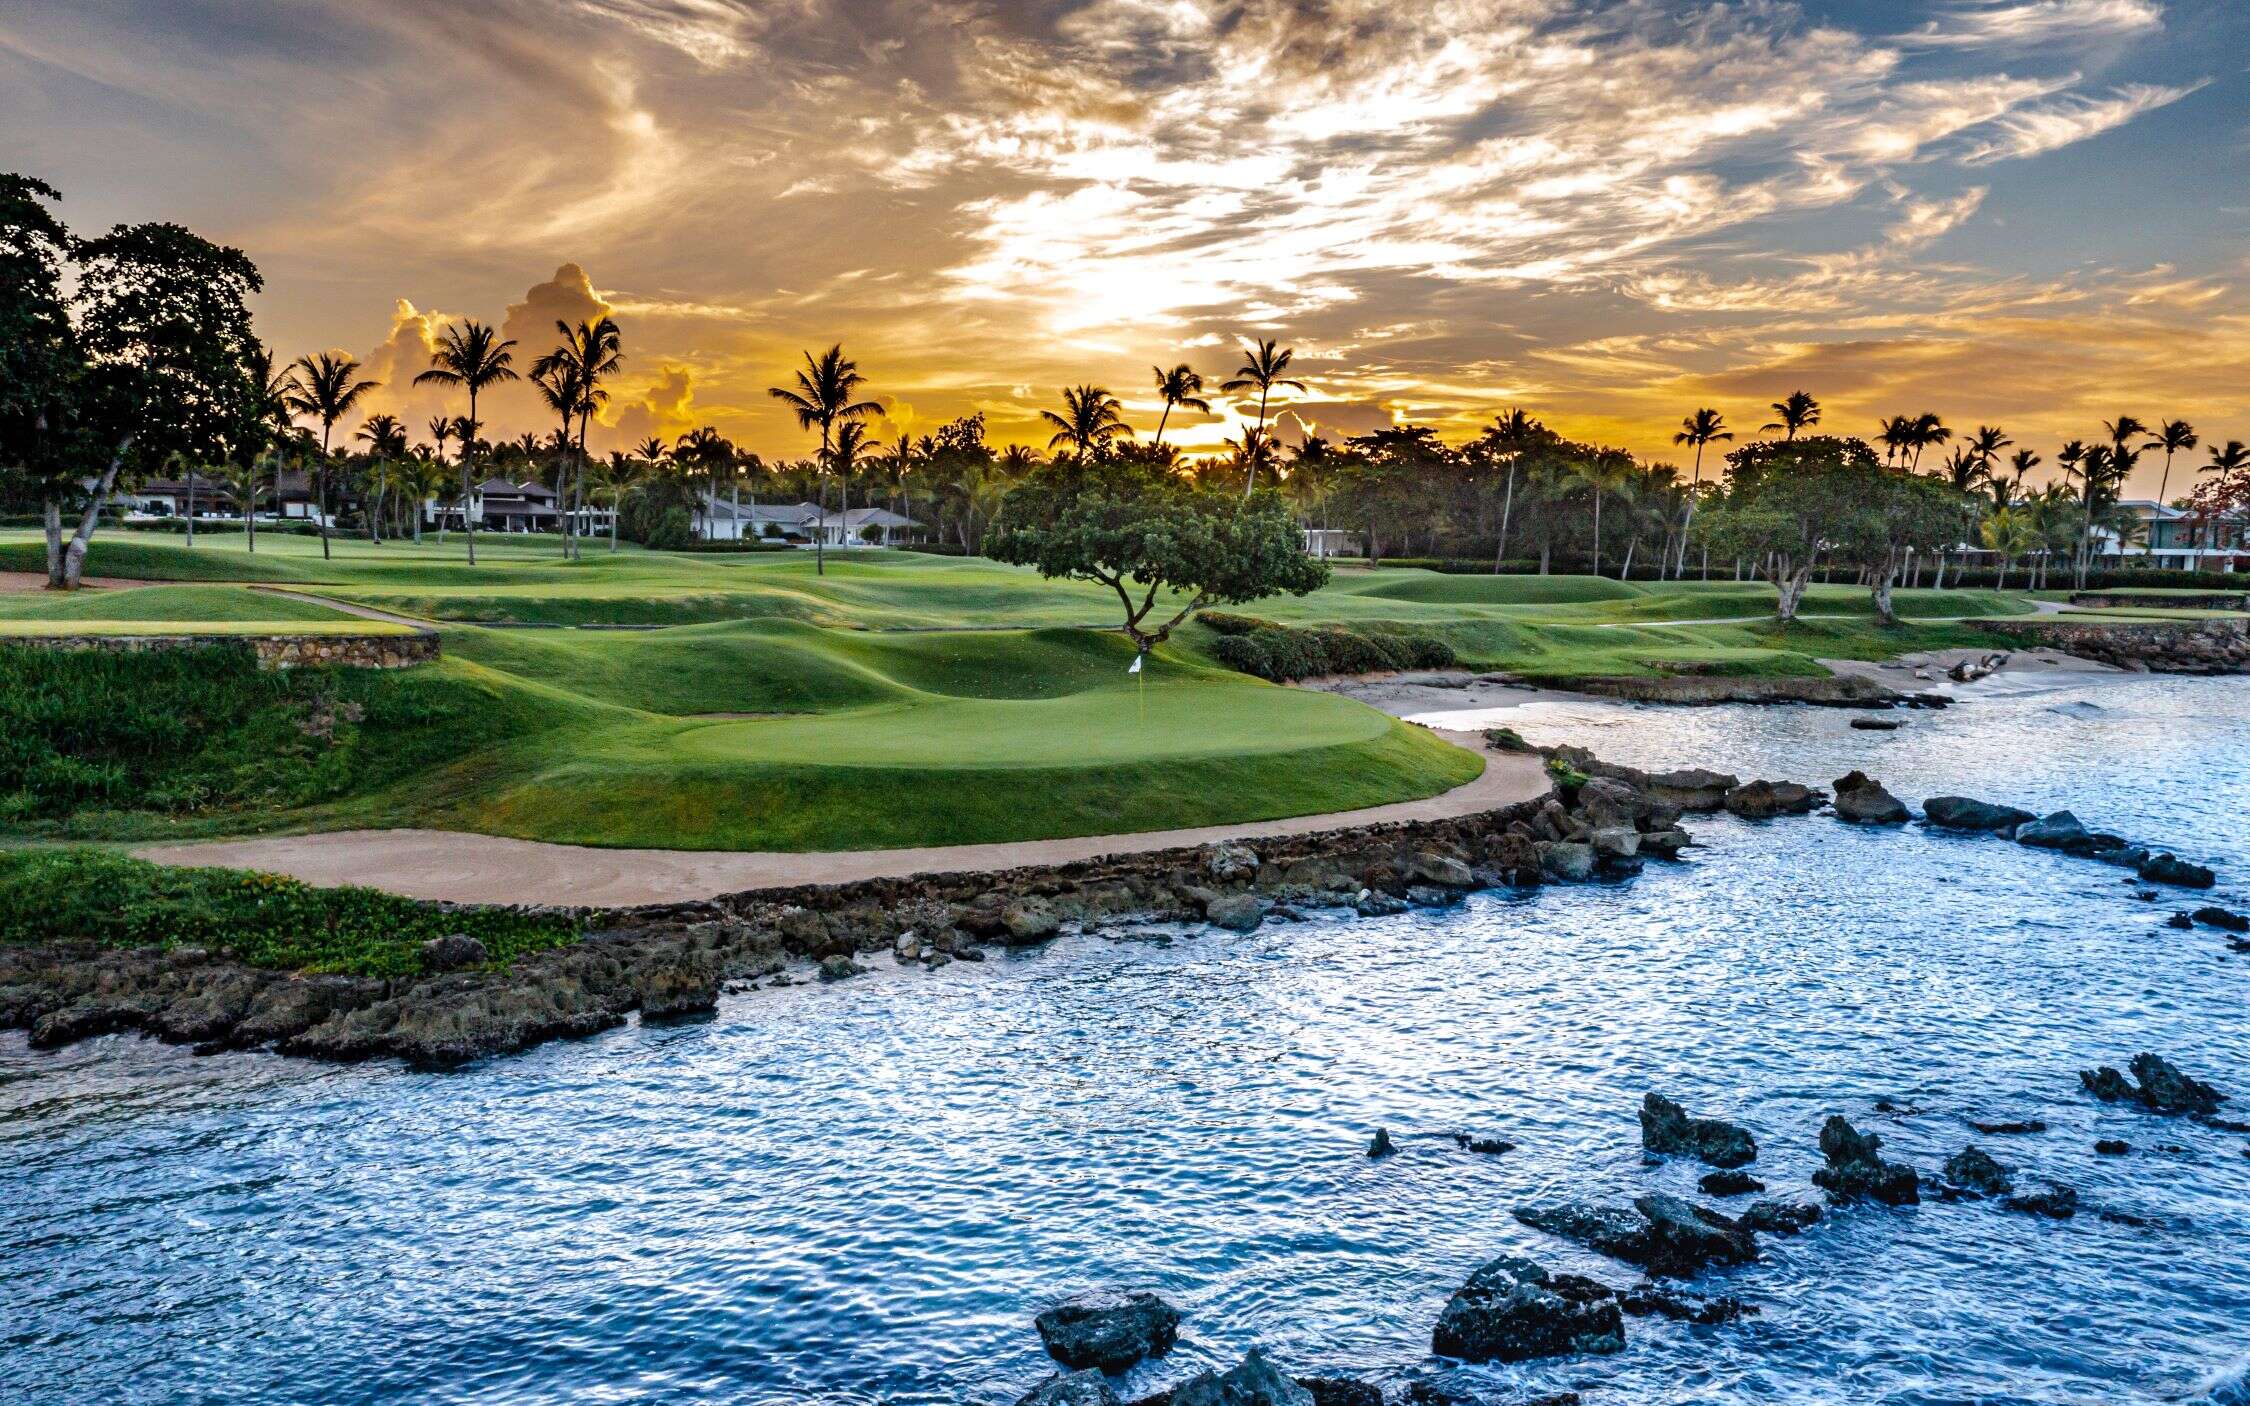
[0,849,578,977]
[1202,614,1459,681]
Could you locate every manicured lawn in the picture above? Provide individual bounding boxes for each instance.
[0,531,2059,851]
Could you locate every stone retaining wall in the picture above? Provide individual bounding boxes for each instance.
[4,631,438,670]
[1982,618,2250,674]
[2067,591,2248,611]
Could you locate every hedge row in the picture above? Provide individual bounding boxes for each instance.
[1202,611,1457,681]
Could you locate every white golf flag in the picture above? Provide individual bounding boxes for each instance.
[1128,653,1143,674]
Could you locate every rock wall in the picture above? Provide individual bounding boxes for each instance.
[1981,618,2250,675]
[2067,591,2247,611]
[6,631,438,670]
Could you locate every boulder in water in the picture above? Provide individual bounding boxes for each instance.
[1643,768,1739,812]
[2139,853,2216,889]
[1812,1116,1920,1206]
[1537,842,1596,883]
[1034,1290,1182,1372]
[1430,1255,1625,1364]
[1514,1196,1756,1277]
[1941,1145,2014,1198]
[1849,716,1899,731]
[1368,1127,1396,1158]
[1741,1199,1823,1235]
[1640,1093,1758,1168]
[2080,1052,2226,1116]
[2193,906,2250,933]
[1001,899,1064,945]
[1017,1371,1122,1406]
[1922,796,2037,834]
[1832,772,1910,825]
[1168,1350,1313,1406]
[1723,780,1822,819]
[817,954,866,982]
[1203,894,1265,933]
[1699,1170,1764,1197]
[1294,1378,1381,1406]
[1618,1284,1758,1324]
[2015,811,2092,852]
[2003,1182,2079,1219]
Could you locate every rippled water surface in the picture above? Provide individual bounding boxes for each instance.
[6,673,2250,1405]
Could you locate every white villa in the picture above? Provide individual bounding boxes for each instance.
[2091,499,2248,572]
[698,495,921,548]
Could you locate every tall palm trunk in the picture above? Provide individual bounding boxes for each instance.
[1494,464,1516,574]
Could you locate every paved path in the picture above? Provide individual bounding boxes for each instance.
[134,735,1546,908]
[246,586,437,631]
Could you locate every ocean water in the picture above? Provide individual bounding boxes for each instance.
[5,673,2248,1405]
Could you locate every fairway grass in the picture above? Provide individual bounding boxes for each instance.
[0,531,2059,851]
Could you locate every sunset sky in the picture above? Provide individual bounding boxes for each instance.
[4,0,2247,492]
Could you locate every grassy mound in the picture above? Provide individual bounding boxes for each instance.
[0,849,576,977]
[1347,571,1643,606]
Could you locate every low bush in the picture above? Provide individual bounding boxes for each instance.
[1203,614,1457,681]
[0,849,578,977]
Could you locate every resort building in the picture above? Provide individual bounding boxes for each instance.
[2092,500,2249,572]
[696,496,922,547]
[426,479,613,536]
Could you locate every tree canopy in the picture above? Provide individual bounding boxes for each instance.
[986,459,1329,652]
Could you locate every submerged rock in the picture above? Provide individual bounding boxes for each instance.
[1967,1118,2046,1135]
[2095,1139,2131,1156]
[1514,1195,1756,1277]
[1699,1170,1764,1197]
[1640,1092,1758,1168]
[1368,1127,1396,1158]
[1941,1145,2014,1198]
[1849,716,1899,732]
[2003,1182,2079,1219]
[2139,853,2216,889]
[1294,1378,1381,1406]
[1430,1254,1625,1364]
[1922,796,2037,833]
[1453,1132,1516,1156]
[1618,1284,1758,1324]
[1812,1116,1919,1206]
[1018,1371,1123,1406]
[2193,906,2250,932]
[1203,894,1265,933]
[2080,1052,2226,1116]
[1741,1199,1823,1236]
[817,954,866,982]
[1168,1350,1313,1406]
[1034,1289,1181,1372]
[1723,780,1822,819]
[1831,772,1910,825]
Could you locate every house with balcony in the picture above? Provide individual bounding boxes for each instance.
[2093,500,2250,572]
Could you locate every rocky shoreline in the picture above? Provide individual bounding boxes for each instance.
[4,733,2235,1070]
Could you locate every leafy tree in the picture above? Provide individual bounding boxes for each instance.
[1695,436,1880,623]
[1980,507,2035,590]
[986,461,1329,654]
[414,319,518,566]
[0,174,84,586]
[1839,468,1975,622]
[63,218,266,588]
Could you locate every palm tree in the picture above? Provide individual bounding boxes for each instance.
[354,412,408,543]
[530,359,584,558]
[533,316,624,560]
[1964,425,2010,483]
[1761,391,1820,439]
[828,418,876,548]
[2146,418,2198,513]
[1996,448,2040,511]
[769,344,880,576]
[1574,448,1638,577]
[1671,407,1731,576]
[673,427,732,540]
[1876,415,1913,468]
[1219,339,1305,497]
[1480,408,1540,571]
[2195,440,2249,557]
[593,453,645,552]
[1980,507,2035,591]
[1039,385,1132,458]
[414,320,518,566]
[1151,364,1210,449]
[1905,412,1950,473]
[283,352,381,560]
